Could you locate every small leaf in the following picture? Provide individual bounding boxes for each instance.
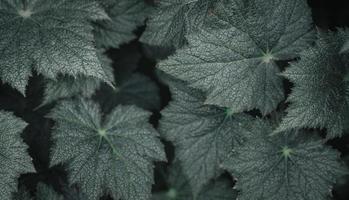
[99,73,161,112]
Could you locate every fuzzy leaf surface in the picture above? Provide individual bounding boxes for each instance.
[223,119,348,200]
[0,0,109,94]
[159,76,253,195]
[0,111,35,200]
[159,0,314,114]
[49,99,166,200]
[277,31,349,138]
[140,0,217,48]
[41,51,113,106]
[152,162,236,200]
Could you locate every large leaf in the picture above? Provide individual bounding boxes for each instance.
[159,0,314,114]
[223,119,348,200]
[49,99,166,200]
[0,0,109,94]
[159,75,253,195]
[277,31,349,138]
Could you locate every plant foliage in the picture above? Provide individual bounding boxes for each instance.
[0,0,348,200]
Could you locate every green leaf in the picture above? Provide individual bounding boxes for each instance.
[0,111,35,200]
[99,73,161,112]
[41,50,114,106]
[49,99,166,200]
[223,119,348,200]
[94,0,150,48]
[36,183,63,200]
[277,31,349,138]
[42,76,101,106]
[152,162,237,200]
[0,0,110,94]
[140,0,217,48]
[159,75,253,195]
[158,0,314,115]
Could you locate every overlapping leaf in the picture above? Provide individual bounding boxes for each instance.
[0,111,35,200]
[0,0,109,94]
[277,31,349,138]
[159,0,314,114]
[141,0,217,48]
[94,0,150,48]
[49,99,166,200]
[152,162,237,200]
[223,119,348,200]
[99,73,161,113]
[159,75,253,195]
[41,50,114,106]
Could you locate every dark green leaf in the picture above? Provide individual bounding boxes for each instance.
[49,99,166,200]
[159,76,253,194]
[223,119,348,200]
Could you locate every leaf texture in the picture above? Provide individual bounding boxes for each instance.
[41,50,113,106]
[159,75,253,195]
[0,111,35,200]
[99,73,161,113]
[140,0,217,48]
[223,119,348,200]
[94,0,150,48]
[158,0,314,114]
[0,0,109,94]
[49,99,166,200]
[277,31,349,138]
[152,162,237,200]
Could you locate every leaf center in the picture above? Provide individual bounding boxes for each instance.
[225,108,234,116]
[282,146,293,158]
[18,9,33,18]
[98,129,107,137]
[262,52,274,63]
[166,188,177,199]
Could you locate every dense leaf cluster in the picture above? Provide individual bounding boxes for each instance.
[0,0,348,200]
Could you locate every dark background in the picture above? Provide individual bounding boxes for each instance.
[0,0,348,199]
